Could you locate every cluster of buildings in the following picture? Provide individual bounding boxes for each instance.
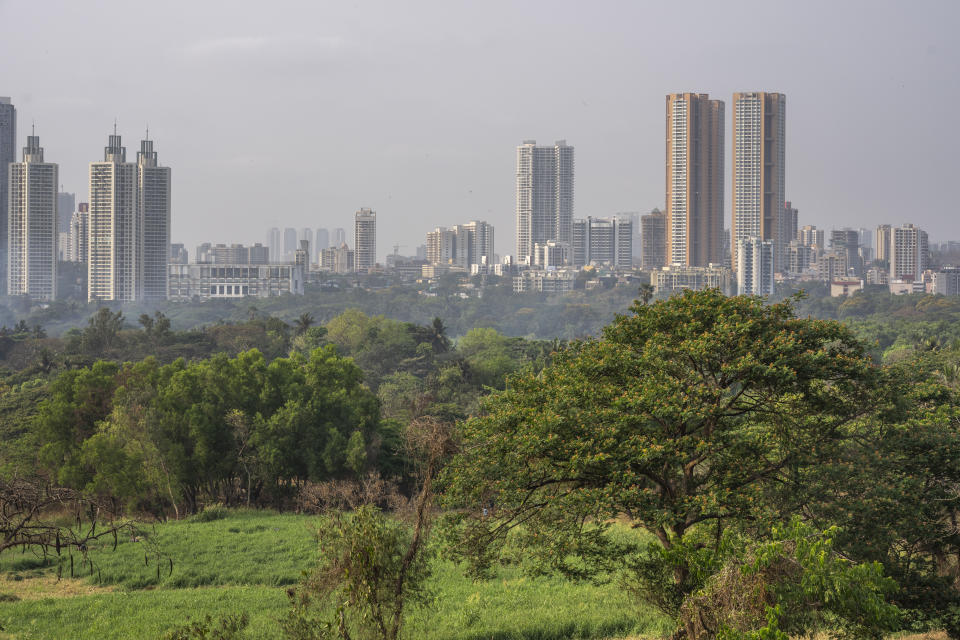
[1,90,958,305]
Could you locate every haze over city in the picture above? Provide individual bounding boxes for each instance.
[1,0,957,259]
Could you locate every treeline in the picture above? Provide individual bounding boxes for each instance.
[0,308,554,515]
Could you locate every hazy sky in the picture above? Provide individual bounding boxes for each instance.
[1,0,957,260]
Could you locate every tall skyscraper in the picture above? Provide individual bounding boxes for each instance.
[665,93,724,266]
[267,227,282,262]
[68,203,89,264]
[641,208,667,270]
[732,92,786,272]
[889,224,929,281]
[57,191,75,234]
[138,136,171,301]
[89,131,139,302]
[354,208,377,272]
[315,228,329,252]
[332,227,346,246]
[875,224,892,263]
[0,97,16,295]
[299,228,313,266]
[783,201,798,245]
[830,228,861,277]
[8,133,58,301]
[283,227,298,262]
[515,140,574,263]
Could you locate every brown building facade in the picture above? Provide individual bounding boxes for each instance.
[665,93,725,267]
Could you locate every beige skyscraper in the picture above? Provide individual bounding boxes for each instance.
[732,92,786,272]
[665,93,724,266]
[7,133,58,301]
[515,140,574,263]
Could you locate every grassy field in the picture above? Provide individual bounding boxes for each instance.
[0,509,671,640]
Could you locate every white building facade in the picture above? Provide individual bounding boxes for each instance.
[515,140,573,263]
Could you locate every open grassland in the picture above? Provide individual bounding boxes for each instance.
[0,509,671,640]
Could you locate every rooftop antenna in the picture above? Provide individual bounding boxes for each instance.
[113,119,117,136]
[145,124,149,141]
[31,121,35,137]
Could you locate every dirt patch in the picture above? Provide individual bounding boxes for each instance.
[0,574,114,600]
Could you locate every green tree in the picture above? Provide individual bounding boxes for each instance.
[443,290,878,620]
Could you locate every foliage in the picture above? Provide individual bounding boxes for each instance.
[443,289,880,622]
[681,519,899,640]
[163,612,251,640]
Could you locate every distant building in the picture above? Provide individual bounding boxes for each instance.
[283,227,298,262]
[513,269,576,293]
[168,263,304,300]
[315,228,329,261]
[170,242,188,265]
[138,136,172,302]
[267,227,282,262]
[665,93,724,267]
[653,264,733,296]
[68,203,89,264]
[332,227,346,246]
[641,209,667,270]
[320,243,354,273]
[736,237,774,296]
[0,97,16,295]
[7,133,58,301]
[830,228,861,277]
[889,224,928,281]
[572,216,632,268]
[817,251,848,283]
[299,228,313,265]
[797,225,824,250]
[783,202,799,247]
[354,208,377,272]
[533,241,568,269]
[831,279,864,297]
[785,240,815,275]
[57,191,75,234]
[933,268,960,295]
[515,140,574,263]
[248,243,269,264]
[875,225,892,263]
[732,92,786,272]
[426,221,495,270]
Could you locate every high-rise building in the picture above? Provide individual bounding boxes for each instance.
[7,133,58,301]
[68,203,89,264]
[332,227,346,246]
[315,228,329,260]
[665,93,724,266]
[785,240,815,275]
[57,192,75,234]
[641,208,667,270]
[783,201,798,245]
[248,243,270,265]
[797,225,824,250]
[283,227,298,262]
[267,227,282,262]
[138,136,171,301]
[299,228,313,266]
[515,140,574,263]
[461,220,495,268]
[0,97,16,295]
[875,225,892,263]
[426,227,456,265]
[732,92,786,272]
[88,131,139,302]
[830,228,861,277]
[572,216,632,268]
[354,208,377,272]
[169,242,188,265]
[889,224,929,281]
[737,236,774,296]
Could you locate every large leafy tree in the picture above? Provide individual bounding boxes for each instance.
[443,290,878,609]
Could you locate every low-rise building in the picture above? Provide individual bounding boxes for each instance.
[830,279,864,297]
[513,269,576,293]
[168,263,304,300]
[653,265,734,296]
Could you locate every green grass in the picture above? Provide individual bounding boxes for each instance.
[0,509,671,640]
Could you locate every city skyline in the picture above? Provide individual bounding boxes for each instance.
[1,1,956,260]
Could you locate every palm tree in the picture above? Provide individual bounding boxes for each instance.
[293,312,315,336]
[430,317,450,352]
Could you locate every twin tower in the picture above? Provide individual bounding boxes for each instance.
[666,91,787,273]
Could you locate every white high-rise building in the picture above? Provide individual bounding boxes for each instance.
[138,136,171,301]
[88,132,139,302]
[572,216,633,268]
[737,237,774,296]
[426,221,494,269]
[889,224,928,281]
[68,203,89,263]
[732,92,786,272]
[354,208,376,272]
[515,140,574,263]
[7,133,58,301]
